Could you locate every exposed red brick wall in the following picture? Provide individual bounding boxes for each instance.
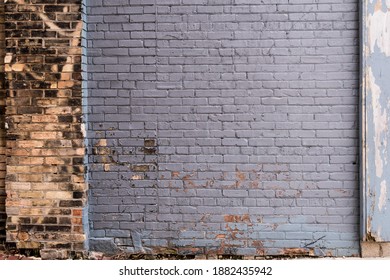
[4,0,87,259]
[0,0,6,244]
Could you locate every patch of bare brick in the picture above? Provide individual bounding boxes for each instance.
[3,0,88,258]
[0,0,6,244]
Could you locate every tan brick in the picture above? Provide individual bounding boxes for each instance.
[31,115,58,123]
[17,140,45,148]
[44,157,71,165]
[6,199,32,207]
[19,191,44,199]
[30,165,57,173]
[44,123,71,131]
[361,242,381,258]
[72,217,83,225]
[31,149,58,157]
[381,243,390,257]
[31,200,56,207]
[19,208,44,216]
[17,232,30,242]
[17,242,41,249]
[30,132,61,140]
[95,139,107,147]
[58,148,85,156]
[19,157,45,165]
[5,206,20,216]
[31,182,62,191]
[12,149,32,156]
[18,174,43,182]
[68,183,87,191]
[11,116,32,123]
[44,174,70,182]
[16,124,45,131]
[71,175,84,183]
[6,182,31,190]
[57,81,75,89]
[58,140,73,147]
[37,99,59,107]
[57,89,72,98]
[45,107,72,115]
[73,226,84,234]
[7,166,31,173]
[11,63,25,72]
[46,191,73,200]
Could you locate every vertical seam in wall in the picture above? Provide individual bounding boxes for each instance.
[155,0,160,230]
[129,1,133,125]
[359,0,367,243]
[82,0,90,249]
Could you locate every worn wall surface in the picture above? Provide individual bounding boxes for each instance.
[4,0,88,258]
[362,0,390,247]
[0,0,6,244]
[87,0,360,257]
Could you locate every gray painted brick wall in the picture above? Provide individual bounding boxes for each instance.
[87,0,360,257]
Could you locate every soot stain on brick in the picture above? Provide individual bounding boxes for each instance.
[4,0,88,257]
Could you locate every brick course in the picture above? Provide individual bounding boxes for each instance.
[87,0,360,257]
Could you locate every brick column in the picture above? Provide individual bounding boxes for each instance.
[0,0,6,244]
[4,0,88,259]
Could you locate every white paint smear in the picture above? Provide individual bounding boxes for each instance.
[369,9,390,56]
[379,180,388,211]
[369,67,387,178]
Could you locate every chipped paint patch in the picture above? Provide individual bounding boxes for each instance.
[363,0,390,242]
[379,180,387,211]
[131,174,143,180]
[224,214,251,224]
[368,67,387,177]
[171,171,180,178]
[369,5,390,56]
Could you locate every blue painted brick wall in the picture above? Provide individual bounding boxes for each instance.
[87,0,360,257]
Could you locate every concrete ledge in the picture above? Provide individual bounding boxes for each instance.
[361,242,390,257]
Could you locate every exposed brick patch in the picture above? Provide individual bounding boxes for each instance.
[4,0,87,258]
[0,0,6,244]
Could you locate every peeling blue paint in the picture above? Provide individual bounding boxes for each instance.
[363,0,390,241]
